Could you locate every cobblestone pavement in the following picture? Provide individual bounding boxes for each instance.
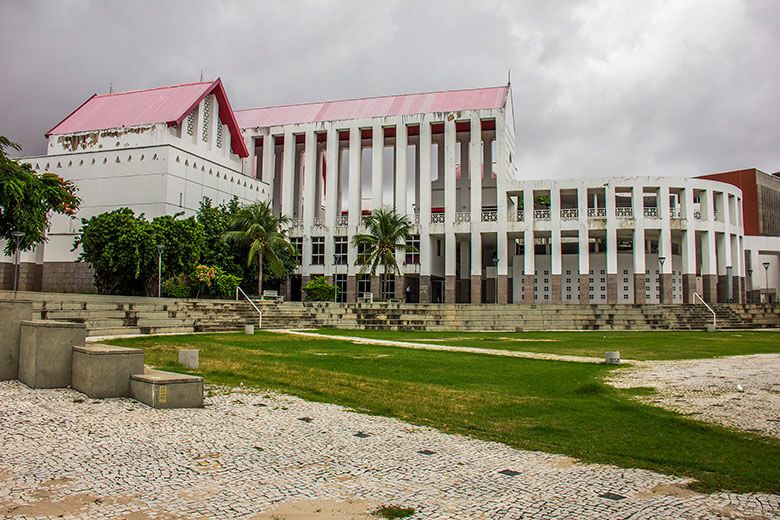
[278,330,610,364]
[2,381,778,519]
[606,354,780,438]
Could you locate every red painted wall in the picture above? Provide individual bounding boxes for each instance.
[697,169,760,236]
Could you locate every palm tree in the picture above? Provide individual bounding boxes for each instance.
[352,208,416,299]
[222,201,293,296]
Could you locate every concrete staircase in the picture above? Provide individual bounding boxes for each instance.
[2,291,778,335]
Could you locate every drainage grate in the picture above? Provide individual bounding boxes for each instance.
[498,469,520,476]
[353,432,371,438]
[598,492,626,501]
[298,417,313,423]
[417,450,436,455]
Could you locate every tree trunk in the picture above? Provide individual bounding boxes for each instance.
[257,251,263,296]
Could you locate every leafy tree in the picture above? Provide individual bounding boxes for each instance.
[75,208,204,295]
[222,201,294,296]
[303,275,337,301]
[197,197,245,277]
[352,208,416,297]
[0,136,80,254]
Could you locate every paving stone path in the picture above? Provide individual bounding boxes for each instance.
[276,329,611,364]
[2,381,778,519]
[606,353,780,438]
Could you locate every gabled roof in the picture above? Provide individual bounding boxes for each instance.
[235,85,508,129]
[46,79,248,157]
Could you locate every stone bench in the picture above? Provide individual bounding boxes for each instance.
[71,344,144,398]
[130,368,203,409]
[0,301,33,380]
[18,320,86,389]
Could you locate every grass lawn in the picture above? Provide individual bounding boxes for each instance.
[111,331,780,494]
[309,329,780,360]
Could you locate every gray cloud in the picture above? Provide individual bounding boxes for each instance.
[1,0,777,179]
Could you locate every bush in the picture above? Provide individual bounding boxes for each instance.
[190,264,242,299]
[303,276,337,301]
[162,275,191,298]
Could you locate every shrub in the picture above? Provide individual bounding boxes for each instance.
[190,264,242,299]
[162,275,191,298]
[303,276,337,301]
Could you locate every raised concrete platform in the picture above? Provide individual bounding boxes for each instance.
[130,368,203,409]
[0,301,33,380]
[18,320,86,389]
[72,343,144,398]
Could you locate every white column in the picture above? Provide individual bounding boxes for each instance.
[324,126,339,228]
[659,184,672,275]
[495,120,508,280]
[470,117,482,277]
[347,126,361,269]
[371,123,383,211]
[605,184,617,275]
[419,119,432,277]
[577,187,589,277]
[394,121,408,215]
[524,188,535,276]
[702,230,717,276]
[281,130,295,218]
[550,186,562,276]
[302,130,316,230]
[444,119,457,281]
[261,133,274,184]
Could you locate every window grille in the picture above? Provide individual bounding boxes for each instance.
[202,98,211,142]
[186,112,194,135]
[216,122,223,148]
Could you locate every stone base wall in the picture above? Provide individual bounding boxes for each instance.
[0,262,92,293]
[633,274,646,304]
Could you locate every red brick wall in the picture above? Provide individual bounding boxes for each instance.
[697,169,759,236]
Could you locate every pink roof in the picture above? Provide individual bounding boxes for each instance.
[235,86,508,129]
[46,79,248,157]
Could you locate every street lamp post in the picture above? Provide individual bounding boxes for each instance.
[763,261,771,302]
[10,231,25,292]
[156,244,165,298]
[658,256,665,304]
[493,255,499,304]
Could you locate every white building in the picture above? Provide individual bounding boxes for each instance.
[3,78,777,303]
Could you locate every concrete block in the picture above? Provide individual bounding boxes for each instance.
[131,369,203,408]
[72,343,144,398]
[605,351,621,365]
[0,301,33,380]
[18,320,86,389]
[244,324,254,335]
[178,349,199,369]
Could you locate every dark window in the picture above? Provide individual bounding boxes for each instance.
[311,237,324,265]
[290,237,302,265]
[357,274,371,297]
[334,274,347,303]
[334,236,348,265]
[406,235,420,264]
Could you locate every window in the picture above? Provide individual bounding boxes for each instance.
[381,274,395,300]
[334,236,348,265]
[600,269,605,275]
[357,274,371,297]
[566,269,571,275]
[290,237,302,265]
[623,269,629,275]
[334,274,347,303]
[544,270,549,275]
[357,242,370,266]
[311,237,324,265]
[406,235,420,265]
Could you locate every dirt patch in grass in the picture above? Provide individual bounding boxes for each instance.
[248,496,380,519]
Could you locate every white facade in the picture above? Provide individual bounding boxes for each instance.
[6,79,777,302]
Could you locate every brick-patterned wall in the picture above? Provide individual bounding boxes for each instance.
[42,262,96,293]
[0,261,95,293]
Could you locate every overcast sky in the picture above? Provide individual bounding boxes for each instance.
[1,0,778,180]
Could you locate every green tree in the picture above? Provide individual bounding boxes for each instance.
[351,208,416,298]
[303,275,337,301]
[0,136,80,254]
[196,197,245,277]
[222,201,294,296]
[75,208,204,295]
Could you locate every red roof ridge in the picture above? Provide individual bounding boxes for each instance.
[235,84,507,114]
[93,80,217,99]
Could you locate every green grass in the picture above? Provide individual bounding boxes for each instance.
[111,331,780,493]
[310,329,780,360]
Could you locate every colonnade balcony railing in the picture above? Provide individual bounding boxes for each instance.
[455,212,470,223]
[560,208,578,220]
[336,215,348,226]
[481,210,498,222]
[431,213,445,224]
[587,207,607,218]
[615,207,632,218]
[534,209,551,220]
[643,207,659,218]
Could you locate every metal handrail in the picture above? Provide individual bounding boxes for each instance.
[236,286,262,328]
[694,292,716,329]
